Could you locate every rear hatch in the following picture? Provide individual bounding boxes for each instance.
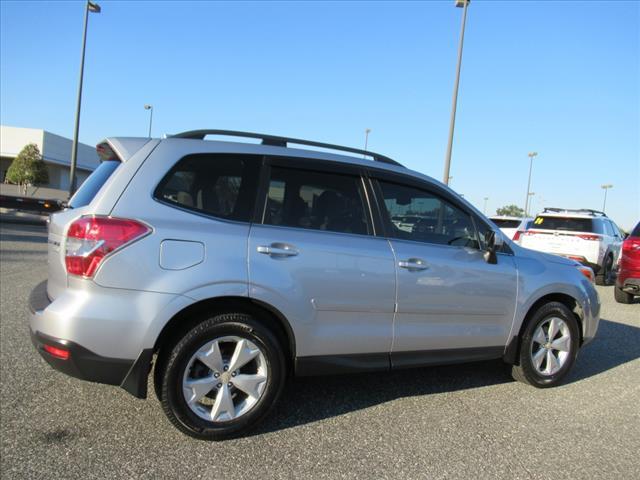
[520,215,599,259]
[47,158,122,300]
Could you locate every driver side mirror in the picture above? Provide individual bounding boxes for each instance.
[483,230,503,264]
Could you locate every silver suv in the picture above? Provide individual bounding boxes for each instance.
[29,130,601,440]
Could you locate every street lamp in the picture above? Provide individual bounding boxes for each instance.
[363,128,371,158]
[442,0,470,186]
[483,196,489,214]
[601,184,613,212]
[144,104,154,138]
[69,0,101,198]
[523,151,538,217]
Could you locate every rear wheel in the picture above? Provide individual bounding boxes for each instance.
[614,286,633,304]
[511,302,580,388]
[595,255,614,286]
[159,313,285,440]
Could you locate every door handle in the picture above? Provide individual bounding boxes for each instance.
[257,243,299,257]
[398,258,429,271]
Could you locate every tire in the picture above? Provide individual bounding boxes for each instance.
[159,313,286,440]
[511,302,580,388]
[614,286,634,304]
[595,255,614,286]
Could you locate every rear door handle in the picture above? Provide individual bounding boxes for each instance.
[398,258,429,271]
[257,243,299,257]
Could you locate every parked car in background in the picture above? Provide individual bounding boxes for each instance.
[489,216,534,242]
[615,221,640,303]
[29,131,601,440]
[519,208,624,285]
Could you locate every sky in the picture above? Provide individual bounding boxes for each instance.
[1,0,638,229]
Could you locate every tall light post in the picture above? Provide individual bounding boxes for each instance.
[483,196,489,214]
[69,1,101,198]
[442,0,470,186]
[363,128,371,157]
[523,151,538,217]
[144,104,154,138]
[601,184,613,212]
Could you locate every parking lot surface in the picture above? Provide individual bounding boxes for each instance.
[1,223,638,480]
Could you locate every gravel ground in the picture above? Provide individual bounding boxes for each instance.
[1,223,638,480]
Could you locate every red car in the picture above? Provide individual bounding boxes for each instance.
[615,221,640,303]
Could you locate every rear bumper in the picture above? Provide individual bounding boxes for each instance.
[28,280,153,398]
[617,275,640,294]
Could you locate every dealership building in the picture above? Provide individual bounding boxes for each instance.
[0,125,99,192]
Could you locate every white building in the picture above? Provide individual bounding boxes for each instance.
[0,125,99,191]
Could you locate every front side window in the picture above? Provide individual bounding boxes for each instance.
[154,154,260,222]
[377,180,478,248]
[263,166,371,235]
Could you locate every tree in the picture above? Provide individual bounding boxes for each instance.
[495,204,525,217]
[5,143,49,194]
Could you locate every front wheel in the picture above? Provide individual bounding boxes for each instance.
[511,302,580,388]
[159,313,286,440]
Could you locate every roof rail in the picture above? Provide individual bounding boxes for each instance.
[542,207,608,217]
[169,129,404,167]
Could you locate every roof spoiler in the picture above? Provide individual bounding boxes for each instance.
[96,138,152,162]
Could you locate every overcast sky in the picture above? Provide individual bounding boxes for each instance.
[1,1,638,228]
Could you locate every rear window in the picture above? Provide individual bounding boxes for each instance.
[68,160,120,208]
[532,216,594,232]
[154,154,261,222]
[632,222,640,237]
[491,219,521,229]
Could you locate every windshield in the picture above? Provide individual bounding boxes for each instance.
[491,219,521,229]
[68,161,120,208]
[533,216,594,232]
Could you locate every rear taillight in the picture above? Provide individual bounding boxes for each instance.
[43,344,70,360]
[513,230,523,241]
[622,238,640,254]
[65,216,150,278]
[577,265,595,283]
[577,234,600,241]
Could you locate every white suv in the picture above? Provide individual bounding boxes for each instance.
[520,208,624,285]
[489,216,534,242]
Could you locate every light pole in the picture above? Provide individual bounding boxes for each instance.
[523,151,538,217]
[363,128,371,157]
[528,192,536,215]
[601,184,613,212]
[69,1,101,198]
[442,0,470,186]
[144,104,154,138]
[483,196,488,214]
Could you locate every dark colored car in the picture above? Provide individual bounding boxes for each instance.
[615,221,640,304]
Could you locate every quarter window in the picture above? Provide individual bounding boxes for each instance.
[154,154,261,222]
[377,180,478,248]
[263,166,372,235]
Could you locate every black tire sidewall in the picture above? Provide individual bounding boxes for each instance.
[161,313,285,440]
[518,302,580,387]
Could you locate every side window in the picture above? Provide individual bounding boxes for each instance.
[154,154,261,221]
[263,166,372,236]
[602,220,613,237]
[377,180,478,248]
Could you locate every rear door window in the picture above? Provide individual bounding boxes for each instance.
[263,166,372,236]
[532,216,594,232]
[68,160,120,208]
[154,154,261,222]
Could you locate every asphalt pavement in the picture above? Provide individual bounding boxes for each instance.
[1,222,638,480]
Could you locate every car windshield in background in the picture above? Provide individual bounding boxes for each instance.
[491,219,521,229]
[533,216,593,232]
[68,161,120,209]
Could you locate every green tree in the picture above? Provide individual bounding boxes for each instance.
[495,204,525,217]
[5,143,49,194]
